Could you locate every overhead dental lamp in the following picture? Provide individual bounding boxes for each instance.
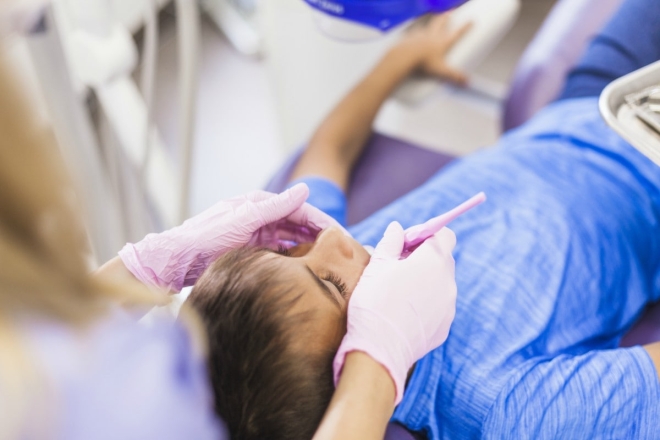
[303,0,470,41]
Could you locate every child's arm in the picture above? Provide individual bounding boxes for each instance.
[644,342,660,380]
[290,14,471,191]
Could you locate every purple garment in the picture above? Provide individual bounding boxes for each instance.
[19,309,226,440]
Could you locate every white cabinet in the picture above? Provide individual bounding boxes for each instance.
[107,0,171,33]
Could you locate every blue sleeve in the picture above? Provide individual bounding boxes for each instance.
[288,177,347,227]
[482,347,660,439]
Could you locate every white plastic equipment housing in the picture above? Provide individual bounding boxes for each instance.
[310,9,391,42]
[394,0,521,104]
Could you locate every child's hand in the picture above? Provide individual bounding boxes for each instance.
[397,13,472,86]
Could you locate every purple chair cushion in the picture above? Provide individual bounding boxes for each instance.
[265,133,455,226]
[384,423,423,440]
[620,303,660,347]
[502,0,625,131]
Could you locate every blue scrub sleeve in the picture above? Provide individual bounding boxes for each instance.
[482,347,660,439]
[287,177,348,227]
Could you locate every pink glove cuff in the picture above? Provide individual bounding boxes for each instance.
[118,243,177,292]
[332,309,414,405]
[333,345,408,406]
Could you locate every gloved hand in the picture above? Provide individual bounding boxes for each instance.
[119,183,343,292]
[333,221,457,404]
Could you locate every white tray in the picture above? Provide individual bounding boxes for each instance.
[599,60,660,167]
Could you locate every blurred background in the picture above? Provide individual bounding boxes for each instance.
[2,0,556,263]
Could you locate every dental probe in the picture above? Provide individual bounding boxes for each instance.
[402,192,487,255]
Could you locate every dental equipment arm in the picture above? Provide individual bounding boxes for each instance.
[313,352,396,440]
[290,14,471,191]
[104,184,343,292]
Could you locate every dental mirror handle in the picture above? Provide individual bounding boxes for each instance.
[402,192,486,255]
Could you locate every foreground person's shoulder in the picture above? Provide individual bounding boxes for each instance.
[19,309,228,440]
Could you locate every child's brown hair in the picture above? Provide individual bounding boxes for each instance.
[185,247,339,440]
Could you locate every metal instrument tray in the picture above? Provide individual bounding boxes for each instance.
[600,60,660,167]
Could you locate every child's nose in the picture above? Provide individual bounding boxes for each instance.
[314,227,354,259]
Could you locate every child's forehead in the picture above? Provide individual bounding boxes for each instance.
[258,251,346,353]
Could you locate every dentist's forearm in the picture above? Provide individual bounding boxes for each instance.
[96,256,144,286]
[313,352,395,440]
[293,46,422,189]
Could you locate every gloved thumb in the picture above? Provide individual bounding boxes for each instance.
[254,184,309,224]
[372,221,405,261]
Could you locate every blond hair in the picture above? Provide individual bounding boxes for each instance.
[0,44,165,438]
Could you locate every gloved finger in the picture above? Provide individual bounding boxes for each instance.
[251,184,310,224]
[271,229,317,245]
[242,191,272,203]
[407,227,456,264]
[223,190,276,210]
[284,202,348,235]
[436,227,457,249]
[372,221,405,261]
[243,188,290,203]
[262,222,318,244]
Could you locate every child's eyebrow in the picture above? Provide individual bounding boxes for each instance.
[305,265,341,310]
[263,248,342,309]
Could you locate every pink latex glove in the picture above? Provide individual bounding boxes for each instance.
[333,222,457,404]
[118,183,343,292]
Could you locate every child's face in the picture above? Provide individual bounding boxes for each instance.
[263,227,371,352]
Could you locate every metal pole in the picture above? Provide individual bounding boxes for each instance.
[175,0,200,223]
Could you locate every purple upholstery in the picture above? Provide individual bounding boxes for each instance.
[502,0,625,131]
[265,133,455,225]
[384,423,421,440]
[621,304,660,347]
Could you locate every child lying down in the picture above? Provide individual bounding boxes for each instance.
[186,5,660,440]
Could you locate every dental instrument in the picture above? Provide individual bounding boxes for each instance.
[402,191,486,255]
[334,221,458,405]
[600,60,660,167]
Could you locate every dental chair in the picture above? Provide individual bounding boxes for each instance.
[266,0,660,437]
